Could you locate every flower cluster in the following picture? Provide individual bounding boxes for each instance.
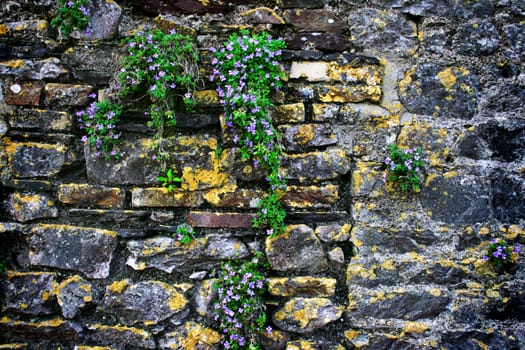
[213,253,270,350]
[51,0,91,38]
[77,95,122,160]
[484,238,521,270]
[211,29,287,236]
[117,29,199,133]
[173,224,195,246]
[384,144,426,192]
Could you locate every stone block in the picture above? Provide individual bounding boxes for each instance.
[58,184,125,209]
[351,161,384,197]
[7,109,72,132]
[28,224,117,279]
[281,184,339,209]
[126,235,249,274]
[44,83,93,107]
[266,224,327,272]
[282,148,352,182]
[268,277,337,297]
[239,7,285,24]
[284,9,346,33]
[272,297,343,333]
[8,192,58,222]
[3,271,56,315]
[279,123,337,151]
[186,211,256,228]
[203,187,262,208]
[86,324,155,349]
[0,20,48,42]
[55,275,93,319]
[88,0,122,40]
[286,33,351,52]
[131,187,204,208]
[0,317,82,342]
[315,223,351,242]
[279,0,324,8]
[0,58,69,80]
[61,44,120,85]
[316,84,382,103]
[159,322,221,349]
[271,103,305,124]
[4,81,43,106]
[289,62,330,82]
[312,103,339,122]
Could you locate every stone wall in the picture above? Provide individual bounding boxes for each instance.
[1,0,524,349]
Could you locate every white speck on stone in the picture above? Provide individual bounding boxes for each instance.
[328,18,334,24]
[10,84,21,94]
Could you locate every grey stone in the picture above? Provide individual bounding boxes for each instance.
[28,224,117,279]
[401,0,494,18]
[126,235,249,274]
[477,119,525,162]
[0,317,83,342]
[88,0,122,40]
[7,109,72,132]
[86,324,155,349]
[399,63,480,119]
[420,174,491,225]
[159,321,220,349]
[8,192,58,222]
[282,148,352,182]
[61,44,119,85]
[452,19,500,56]
[492,172,525,223]
[348,8,417,57]
[279,123,338,151]
[194,279,216,317]
[266,224,328,272]
[327,247,345,264]
[286,33,351,52]
[0,58,69,80]
[272,297,342,333]
[441,330,523,350]
[3,271,56,315]
[56,275,93,319]
[102,280,189,326]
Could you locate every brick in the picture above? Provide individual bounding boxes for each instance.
[57,183,125,209]
[4,81,43,106]
[44,83,93,107]
[186,211,256,228]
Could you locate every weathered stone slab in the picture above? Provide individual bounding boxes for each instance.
[0,20,48,42]
[126,235,249,274]
[186,211,256,228]
[131,187,204,207]
[3,271,56,315]
[55,275,93,319]
[102,280,188,326]
[281,184,339,209]
[57,184,125,209]
[0,317,83,342]
[314,223,351,242]
[0,58,69,80]
[271,103,306,124]
[7,109,71,132]
[86,324,154,349]
[8,192,58,222]
[289,62,329,82]
[4,81,43,106]
[88,0,122,40]
[269,277,337,297]
[284,9,345,33]
[44,83,93,107]
[239,7,285,24]
[266,224,327,272]
[279,0,324,8]
[273,297,342,333]
[286,33,351,52]
[492,173,525,223]
[61,44,119,85]
[452,19,500,56]
[316,84,382,103]
[279,123,337,151]
[312,103,339,122]
[28,224,117,279]
[4,140,74,178]
[158,321,221,349]
[282,148,352,182]
[203,187,262,208]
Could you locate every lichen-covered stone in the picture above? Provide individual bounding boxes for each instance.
[102,280,188,326]
[28,224,117,279]
[452,19,500,56]
[315,223,351,242]
[126,235,249,274]
[273,297,342,333]
[131,187,204,208]
[282,184,339,209]
[44,83,93,107]
[4,81,43,106]
[0,317,83,342]
[57,184,125,209]
[87,0,122,40]
[312,103,339,122]
[3,271,56,315]
[272,103,306,124]
[8,192,58,222]
[268,277,337,297]
[7,109,71,132]
[240,7,285,24]
[61,44,120,85]
[158,321,221,349]
[279,123,337,151]
[286,340,345,350]
[284,9,345,33]
[55,275,93,319]
[86,324,154,349]
[282,148,352,182]
[266,224,327,272]
[316,84,382,103]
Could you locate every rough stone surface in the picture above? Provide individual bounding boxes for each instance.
[57,184,125,209]
[158,321,221,349]
[3,271,56,315]
[8,192,58,222]
[284,9,346,33]
[28,224,117,279]
[0,58,68,80]
[0,317,83,342]
[7,109,72,131]
[280,123,337,151]
[268,277,337,297]
[102,280,188,326]
[272,297,343,333]
[88,0,122,40]
[266,224,328,272]
[55,275,93,319]
[44,83,93,107]
[4,81,43,106]
[86,324,155,349]
[283,148,352,182]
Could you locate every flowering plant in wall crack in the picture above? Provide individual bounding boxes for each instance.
[172,224,195,246]
[77,94,123,160]
[213,252,271,350]
[117,28,199,135]
[211,29,287,237]
[484,238,521,271]
[383,144,426,192]
[51,0,91,38]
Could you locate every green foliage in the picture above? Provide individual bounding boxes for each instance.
[117,29,200,133]
[213,252,271,350]
[77,95,123,160]
[156,168,182,192]
[484,238,521,271]
[211,29,287,237]
[384,144,426,192]
[51,0,90,38]
[172,224,195,245]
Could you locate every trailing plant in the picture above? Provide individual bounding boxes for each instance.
[484,238,521,272]
[117,28,199,135]
[156,168,182,192]
[383,144,426,192]
[211,29,287,237]
[213,252,271,350]
[51,0,91,37]
[77,95,123,160]
[172,224,195,246]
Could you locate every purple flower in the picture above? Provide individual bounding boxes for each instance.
[81,135,88,142]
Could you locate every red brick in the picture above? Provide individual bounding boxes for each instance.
[5,81,43,106]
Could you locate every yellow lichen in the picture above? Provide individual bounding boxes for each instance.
[107,279,129,294]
